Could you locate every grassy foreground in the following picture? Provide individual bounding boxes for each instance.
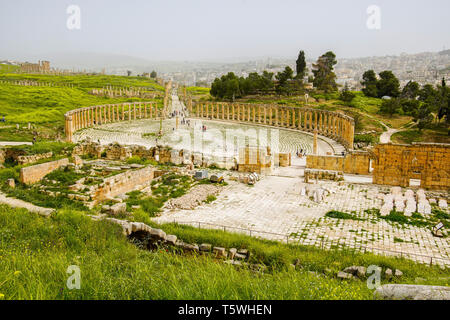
[1,205,449,300]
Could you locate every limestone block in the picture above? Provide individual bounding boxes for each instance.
[438,199,448,209]
[6,178,15,188]
[109,203,126,216]
[380,205,391,217]
[374,284,450,300]
[404,190,415,198]
[343,266,367,278]
[199,243,212,252]
[228,248,237,260]
[391,187,402,195]
[337,271,354,280]
[165,234,177,246]
[150,228,166,241]
[213,247,227,259]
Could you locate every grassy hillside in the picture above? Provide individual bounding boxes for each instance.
[0,74,165,141]
[0,73,165,90]
[0,64,19,74]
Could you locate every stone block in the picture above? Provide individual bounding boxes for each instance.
[109,203,126,216]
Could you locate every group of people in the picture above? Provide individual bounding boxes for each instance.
[296,149,306,158]
[0,116,5,123]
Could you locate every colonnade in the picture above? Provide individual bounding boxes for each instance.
[64,102,161,142]
[188,101,354,150]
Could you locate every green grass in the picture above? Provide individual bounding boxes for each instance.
[1,205,449,300]
[0,83,163,125]
[0,73,165,90]
[0,205,375,300]
[0,64,19,74]
[325,211,363,221]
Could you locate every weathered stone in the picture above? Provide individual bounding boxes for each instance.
[374,284,450,300]
[150,228,166,241]
[165,234,177,246]
[199,243,212,252]
[234,253,246,261]
[337,271,354,280]
[213,247,227,259]
[438,199,448,209]
[343,266,367,278]
[385,268,393,280]
[109,203,126,216]
[228,248,237,260]
[394,269,403,278]
[6,178,15,188]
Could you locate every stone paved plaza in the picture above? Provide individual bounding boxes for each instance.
[154,159,450,267]
[74,118,338,157]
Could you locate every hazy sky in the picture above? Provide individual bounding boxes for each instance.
[1,0,449,62]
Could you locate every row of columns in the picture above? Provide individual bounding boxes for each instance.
[190,102,354,150]
[65,102,160,142]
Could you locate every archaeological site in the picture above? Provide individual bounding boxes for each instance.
[1,0,449,308]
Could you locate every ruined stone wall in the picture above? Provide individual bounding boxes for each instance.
[19,158,69,185]
[278,153,292,167]
[306,151,372,175]
[94,166,155,202]
[17,152,53,165]
[238,147,272,174]
[372,143,450,190]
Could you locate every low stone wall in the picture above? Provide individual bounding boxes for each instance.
[73,141,238,170]
[93,166,155,203]
[306,151,372,175]
[17,152,53,165]
[304,169,344,183]
[19,158,69,185]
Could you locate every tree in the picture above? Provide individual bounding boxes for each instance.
[379,98,401,116]
[295,50,307,80]
[401,80,419,99]
[419,84,437,103]
[210,72,241,101]
[361,70,378,98]
[376,71,400,98]
[150,70,157,78]
[312,51,338,92]
[414,104,433,131]
[340,82,355,104]
[437,77,450,123]
[126,70,132,77]
[400,99,420,115]
[275,66,294,95]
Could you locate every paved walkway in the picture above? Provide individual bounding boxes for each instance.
[0,192,54,217]
[154,164,450,267]
[0,141,32,146]
[379,127,401,144]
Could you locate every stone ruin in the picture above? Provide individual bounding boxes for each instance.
[304,169,344,183]
[380,186,447,217]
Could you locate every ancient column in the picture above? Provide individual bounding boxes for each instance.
[65,114,73,142]
[314,111,318,131]
[275,107,278,126]
[313,128,318,155]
